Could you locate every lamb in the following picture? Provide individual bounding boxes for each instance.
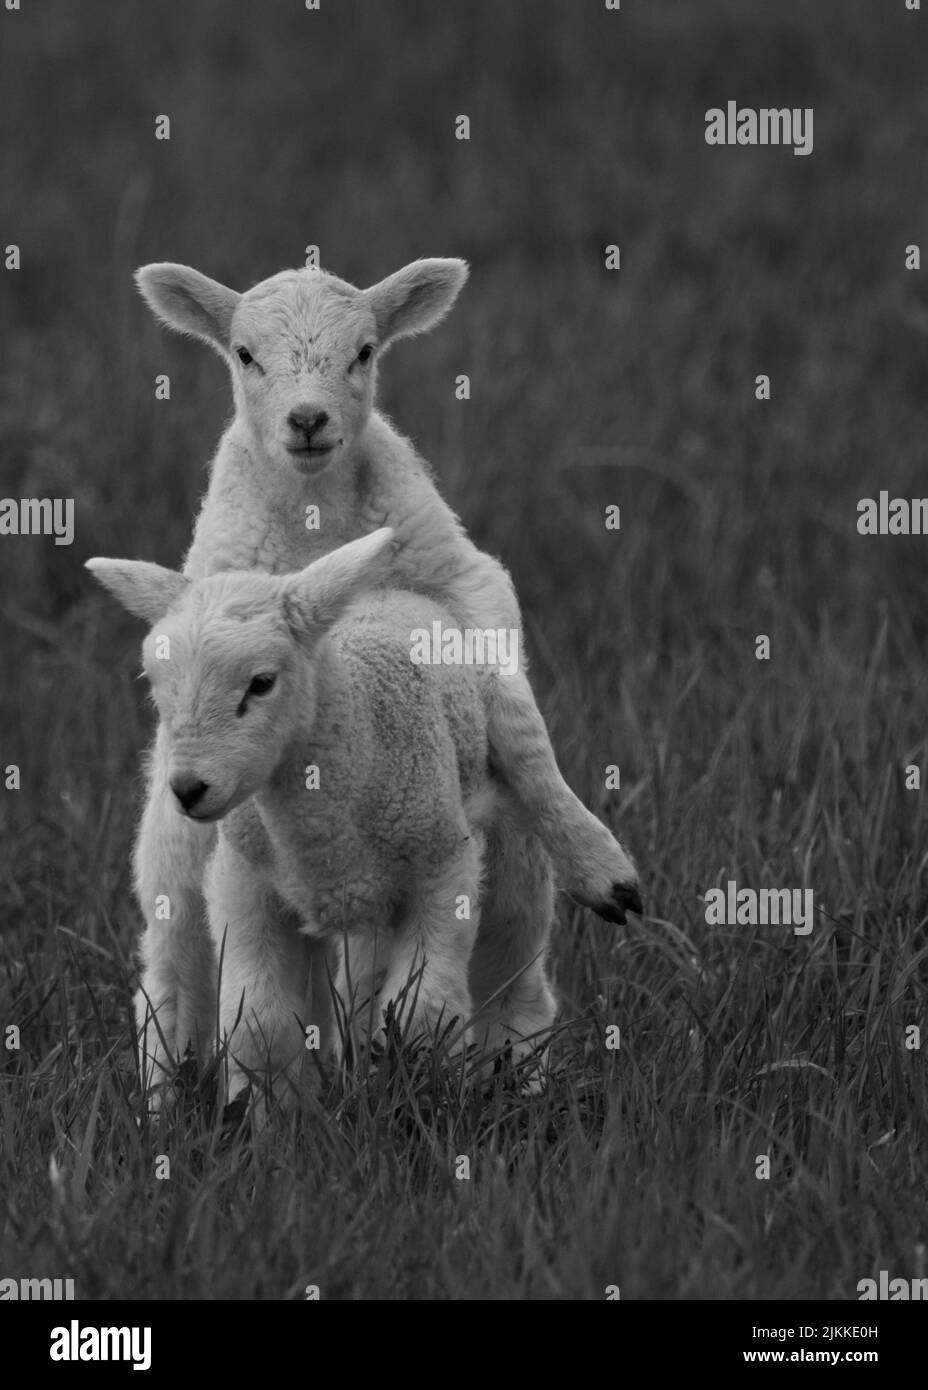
[88,530,509,1101]
[126,254,641,1101]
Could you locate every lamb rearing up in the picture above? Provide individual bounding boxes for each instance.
[88,530,501,1100]
[124,253,641,1102]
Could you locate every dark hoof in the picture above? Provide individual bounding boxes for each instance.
[221,1088,251,1129]
[599,883,644,925]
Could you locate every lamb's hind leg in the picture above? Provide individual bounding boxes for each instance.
[133,724,217,1104]
[434,549,642,923]
[482,668,642,924]
[469,795,557,1083]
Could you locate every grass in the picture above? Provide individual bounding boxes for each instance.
[2,0,928,1300]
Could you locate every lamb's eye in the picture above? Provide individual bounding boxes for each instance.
[356,344,374,366]
[247,673,276,696]
[235,347,254,366]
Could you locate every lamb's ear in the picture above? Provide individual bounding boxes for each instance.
[365,259,468,346]
[135,263,241,355]
[282,528,395,642]
[85,558,189,624]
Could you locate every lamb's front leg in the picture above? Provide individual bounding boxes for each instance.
[133,723,218,1106]
[204,840,321,1109]
[377,834,483,1054]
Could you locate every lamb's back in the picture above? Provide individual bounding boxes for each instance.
[332,591,489,836]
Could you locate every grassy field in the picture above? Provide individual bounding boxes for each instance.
[2,0,928,1300]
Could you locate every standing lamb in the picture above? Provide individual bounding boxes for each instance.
[128,255,642,1100]
[88,530,507,1102]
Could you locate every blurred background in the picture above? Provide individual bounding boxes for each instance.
[3,0,927,932]
[1,0,928,1298]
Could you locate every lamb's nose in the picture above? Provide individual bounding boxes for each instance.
[287,407,329,441]
[170,775,209,813]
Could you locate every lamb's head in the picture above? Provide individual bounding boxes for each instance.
[86,527,394,821]
[135,257,468,477]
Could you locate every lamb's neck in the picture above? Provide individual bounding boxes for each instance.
[255,640,354,866]
[185,414,411,578]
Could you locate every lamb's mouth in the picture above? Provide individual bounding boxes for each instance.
[286,441,340,460]
[286,442,340,475]
[179,806,226,824]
